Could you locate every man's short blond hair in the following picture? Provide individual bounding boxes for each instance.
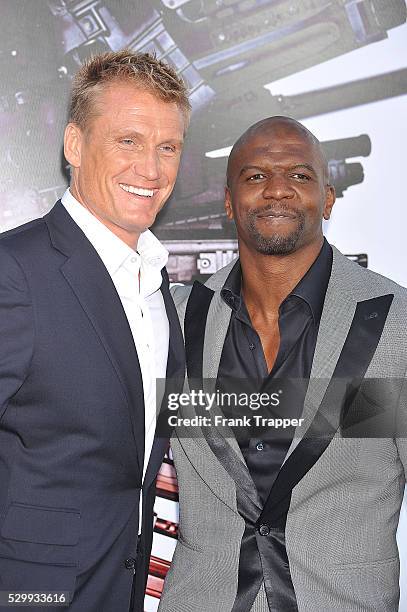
[68,49,191,130]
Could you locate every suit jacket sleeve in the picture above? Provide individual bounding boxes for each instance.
[396,371,407,477]
[0,245,34,421]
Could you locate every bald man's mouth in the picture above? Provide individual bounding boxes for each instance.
[256,209,297,220]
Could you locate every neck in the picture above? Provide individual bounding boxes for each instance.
[239,237,324,315]
[69,185,140,250]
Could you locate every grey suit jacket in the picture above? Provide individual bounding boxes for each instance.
[159,245,407,612]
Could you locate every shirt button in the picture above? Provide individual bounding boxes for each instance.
[259,524,270,536]
[124,557,136,570]
[131,257,137,263]
[256,442,264,451]
[249,343,255,350]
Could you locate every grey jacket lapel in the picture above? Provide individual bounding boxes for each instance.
[202,291,230,382]
[283,248,358,461]
[181,267,261,512]
[201,289,262,516]
[202,291,245,460]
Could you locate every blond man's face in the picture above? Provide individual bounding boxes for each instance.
[64,83,185,247]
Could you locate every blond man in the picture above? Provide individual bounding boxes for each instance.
[0,50,189,612]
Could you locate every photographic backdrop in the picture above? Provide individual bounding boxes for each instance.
[0,1,406,609]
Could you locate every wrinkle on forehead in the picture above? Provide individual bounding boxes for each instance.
[227,116,328,185]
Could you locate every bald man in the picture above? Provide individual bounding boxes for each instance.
[159,117,407,612]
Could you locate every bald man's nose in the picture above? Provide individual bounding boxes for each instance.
[263,175,294,199]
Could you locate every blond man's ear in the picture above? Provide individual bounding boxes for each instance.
[63,123,82,169]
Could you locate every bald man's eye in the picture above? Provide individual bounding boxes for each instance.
[247,173,266,181]
[291,173,312,181]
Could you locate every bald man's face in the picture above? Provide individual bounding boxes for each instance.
[225,124,335,256]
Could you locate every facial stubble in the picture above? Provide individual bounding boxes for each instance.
[245,205,306,255]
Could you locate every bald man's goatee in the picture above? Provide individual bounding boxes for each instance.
[245,210,305,255]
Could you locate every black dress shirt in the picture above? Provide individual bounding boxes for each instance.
[217,239,333,504]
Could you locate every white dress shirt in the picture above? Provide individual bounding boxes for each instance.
[61,189,169,531]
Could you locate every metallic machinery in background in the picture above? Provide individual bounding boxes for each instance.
[166,238,368,283]
[0,0,406,278]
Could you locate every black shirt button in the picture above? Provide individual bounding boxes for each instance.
[259,524,270,536]
[124,557,136,570]
[249,342,255,350]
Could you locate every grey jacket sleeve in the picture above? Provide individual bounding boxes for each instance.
[396,372,407,476]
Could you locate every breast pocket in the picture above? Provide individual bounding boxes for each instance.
[0,502,81,597]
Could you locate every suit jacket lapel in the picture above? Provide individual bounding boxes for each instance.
[184,280,261,514]
[160,268,185,386]
[170,279,239,511]
[143,270,186,491]
[283,275,358,462]
[45,201,145,476]
[202,291,245,458]
[202,290,231,382]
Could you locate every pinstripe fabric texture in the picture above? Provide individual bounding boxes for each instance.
[159,246,407,612]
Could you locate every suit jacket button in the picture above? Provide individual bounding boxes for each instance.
[124,557,136,570]
[259,524,270,536]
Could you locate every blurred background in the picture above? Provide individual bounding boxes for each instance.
[0,1,405,609]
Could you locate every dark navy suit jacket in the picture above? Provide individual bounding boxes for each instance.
[0,201,184,611]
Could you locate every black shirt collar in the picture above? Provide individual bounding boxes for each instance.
[221,238,333,325]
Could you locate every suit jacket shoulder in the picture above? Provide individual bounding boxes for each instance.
[1,215,47,241]
[170,257,238,326]
[0,215,54,266]
[329,246,407,348]
[330,245,407,300]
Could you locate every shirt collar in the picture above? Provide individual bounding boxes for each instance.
[61,188,168,280]
[221,259,243,312]
[221,239,332,325]
[290,238,332,324]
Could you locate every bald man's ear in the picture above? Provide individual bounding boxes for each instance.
[323,184,336,220]
[225,186,234,220]
[64,123,83,168]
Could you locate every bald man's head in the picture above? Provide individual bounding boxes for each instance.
[224,115,335,256]
[226,116,329,187]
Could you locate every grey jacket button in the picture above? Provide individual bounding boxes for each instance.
[259,524,270,536]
